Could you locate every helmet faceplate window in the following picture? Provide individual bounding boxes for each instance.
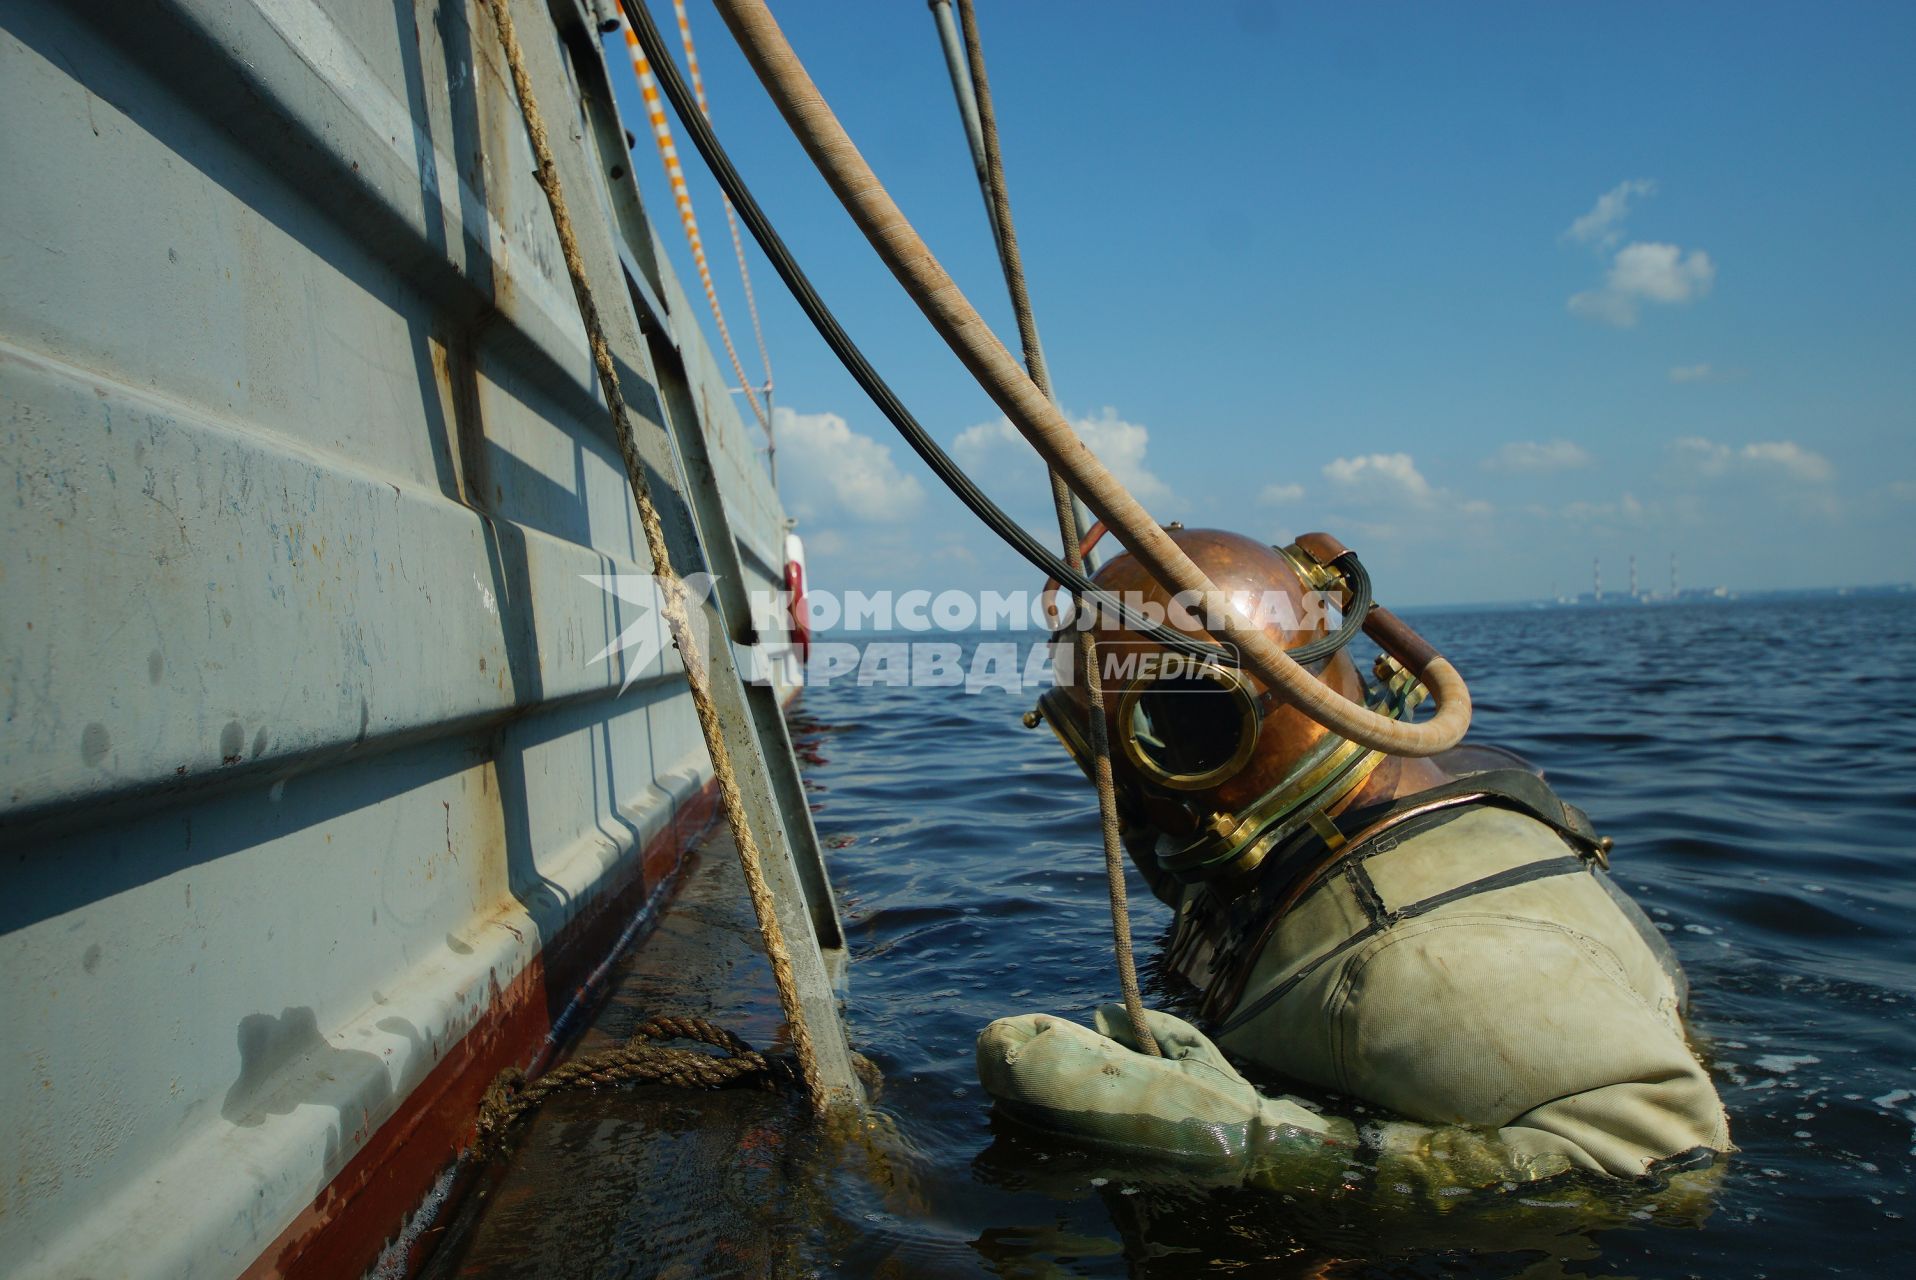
[1118,668,1260,791]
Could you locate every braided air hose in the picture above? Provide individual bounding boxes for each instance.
[706,0,1471,758]
[951,0,1158,1057]
[622,2,1318,673]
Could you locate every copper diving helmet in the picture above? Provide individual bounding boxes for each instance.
[1029,528,1425,885]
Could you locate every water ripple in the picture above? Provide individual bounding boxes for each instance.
[791,598,1916,1275]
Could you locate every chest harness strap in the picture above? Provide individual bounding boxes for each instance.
[1190,769,1613,1031]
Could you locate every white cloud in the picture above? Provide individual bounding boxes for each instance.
[1564,178,1657,248]
[951,419,1008,456]
[1567,291,1638,328]
[1672,436,1833,484]
[1560,184,1714,328]
[1323,452,1432,504]
[1739,441,1834,484]
[1484,440,1591,473]
[773,407,925,522]
[954,406,1173,505]
[1569,242,1716,327]
[1320,452,1495,530]
[1258,482,1305,505]
[1672,437,1733,473]
[1610,242,1716,304]
[1323,452,1476,513]
[951,420,1000,450]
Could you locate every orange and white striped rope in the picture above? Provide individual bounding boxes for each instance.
[616,3,769,432]
[672,0,774,405]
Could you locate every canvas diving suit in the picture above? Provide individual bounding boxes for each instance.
[979,529,1730,1188]
[978,767,1732,1185]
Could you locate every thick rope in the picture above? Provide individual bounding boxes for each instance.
[475,1015,791,1157]
[620,0,1316,674]
[615,6,770,434]
[954,0,1157,1058]
[710,0,1470,758]
[672,0,775,405]
[485,0,827,1113]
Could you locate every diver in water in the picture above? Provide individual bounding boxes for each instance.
[978,528,1730,1188]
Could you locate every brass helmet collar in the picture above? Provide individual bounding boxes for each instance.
[1152,657,1427,885]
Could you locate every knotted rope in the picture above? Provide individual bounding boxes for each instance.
[484,0,828,1112]
[475,1015,792,1157]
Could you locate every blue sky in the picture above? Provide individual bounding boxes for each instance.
[608,2,1915,606]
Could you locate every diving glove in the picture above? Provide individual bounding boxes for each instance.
[976,1005,1354,1166]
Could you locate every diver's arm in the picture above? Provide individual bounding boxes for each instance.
[976,1006,1714,1201]
[975,1005,1354,1184]
[1087,1007,1588,1190]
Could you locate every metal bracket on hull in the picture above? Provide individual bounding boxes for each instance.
[645,345,848,955]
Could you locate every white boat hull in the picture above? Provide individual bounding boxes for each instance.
[0,1,800,1273]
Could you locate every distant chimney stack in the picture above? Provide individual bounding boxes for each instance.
[1594,557,1603,603]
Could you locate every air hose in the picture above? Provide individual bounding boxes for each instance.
[698,0,1471,757]
[627,0,1469,756]
[619,2,1254,671]
[622,3,1357,672]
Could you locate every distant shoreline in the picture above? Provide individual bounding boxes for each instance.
[1397,582,1914,617]
[807,583,1915,641]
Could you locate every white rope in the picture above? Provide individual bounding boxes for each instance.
[673,0,775,406]
[615,4,770,434]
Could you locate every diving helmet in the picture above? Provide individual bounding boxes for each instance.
[1029,528,1423,885]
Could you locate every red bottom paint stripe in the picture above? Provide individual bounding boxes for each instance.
[240,778,722,1280]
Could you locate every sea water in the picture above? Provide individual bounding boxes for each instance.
[440,596,1916,1276]
[790,596,1916,1276]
